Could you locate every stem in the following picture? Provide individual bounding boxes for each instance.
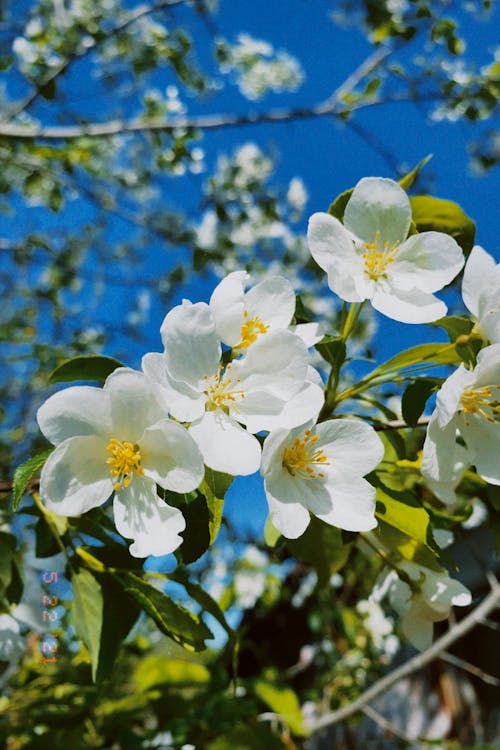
[32,492,75,572]
[360,533,418,592]
[341,301,364,341]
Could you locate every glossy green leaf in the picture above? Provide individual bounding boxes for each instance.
[410,195,476,253]
[202,467,232,544]
[72,569,104,682]
[401,378,439,427]
[315,335,346,370]
[49,355,124,384]
[12,450,53,511]
[174,492,211,565]
[117,572,212,651]
[327,187,353,221]
[431,315,474,342]
[255,680,308,736]
[287,517,352,587]
[369,342,460,378]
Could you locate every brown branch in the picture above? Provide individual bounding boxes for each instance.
[0,47,396,139]
[3,0,187,122]
[309,575,500,735]
[373,416,430,432]
[439,651,500,687]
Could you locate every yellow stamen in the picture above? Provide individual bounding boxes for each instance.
[460,385,500,425]
[362,230,399,281]
[282,428,330,479]
[236,310,269,349]
[204,363,245,411]
[106,438,144,492]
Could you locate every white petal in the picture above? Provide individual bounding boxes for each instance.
[471,342,500,389]
[209,271,247,347]
[142,352,205,422]
[105,368,166,443]
[315,419,384,476]
[435,365,471,428]
[421,412,460,484]
[245,276,295,331]
[260,427,292,477]
[291,322,324,348]
[113,476,185,558]
[246,381,324,433]
[40,436,112,516]
[263,479,311,539]
[315,476,377,532]
[37,386,111,445]
[461,415,500,485]
[160,300,221,389]
[478,299,500,344]
[402,608,433,651]
[344,177,411,246]
[390,232,464,293]
[462,245,497,317]
[140,419,204,492]
[307,212,364,302]
[189,410,261,476]
[371,286,447,324]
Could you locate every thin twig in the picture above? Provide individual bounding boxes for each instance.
[373,416,430,432]
[361,704,422,745]
[309,575,500,734]
[439,651,500,687]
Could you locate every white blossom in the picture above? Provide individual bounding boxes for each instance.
[462,245,500,343]
[422,343,500,487]
[261,418,384,538]
[307,177,464,323]
[37,369,204,558]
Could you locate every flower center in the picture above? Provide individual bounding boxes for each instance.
[460,385,500,424]
[362,231,399,281]
[106,438,144,492]
[282,429,330,479]
[236,311,269,349]
[204,363,245,411]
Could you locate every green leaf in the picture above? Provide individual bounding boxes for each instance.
[315,335,346,370]
[171,571,235,642]
[264,517,281,547]
[255,680,308,736]
[369,342,460,378]
[202,467,233,544]
[49,355,124,384]
[207,725,284,750]
[287,517,352,587]
[401,378,439,427]
[117,572,212,651]
[431,315,474,342]
[48,185,63,212]
[12,450,53,511]
[0,533,16,593]
[134,656,210,691]
[174,492,211,565]
[72,569,104,682]
[327,187,353,221]
[371,475,440,556]
[398,154,432,191]
[410,195,476,254]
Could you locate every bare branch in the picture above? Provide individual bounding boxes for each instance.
[3,0,187,122]
[0,47,398,140]
[309,576,500,735]
[439,651,500,687]
[373,416,430,432]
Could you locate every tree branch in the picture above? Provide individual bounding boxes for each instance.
[3,0,187,122]
[309,575,500,735]
[373,416,430,431]
[0,47,398,139]
[439,651,500,687]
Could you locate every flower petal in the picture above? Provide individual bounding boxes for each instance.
[245,381,324,433]
[390,232,464,293]
[189,410,261,475]
[421,412,460,484]
[307,212,364,302]
[209,270,248,347]
[435,364,471,427]
[40,435,112,516]
[291,322,324,348]
[105,368,166,443]
[315,419,384,476]
[37,385,111,445]
[461,414,500,485]
[314,476,377,532]
[113,475,185,558]
[344,177,411,246]
[263,478,311,539]
[140,419,204,493]
[142,352,206,422]
[245,276,296,331]
[160,300,221,389]
[371,286,447,324]
[402,608,433,651]
[472,342,500,388]
[462,245,497,317]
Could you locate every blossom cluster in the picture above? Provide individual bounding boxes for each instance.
[34,175,500,650]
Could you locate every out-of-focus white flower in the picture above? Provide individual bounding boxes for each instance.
[37,369,204,558]
[373,562,471,650]
[0,615,25,663]
[422,343,500,487]
[307,177,464,323]
[462,245,500,343]
[357,599,397,655]
[261,418,384,538]
[462,498,488,529]
[287,177,308,214]
[143,299,317,475]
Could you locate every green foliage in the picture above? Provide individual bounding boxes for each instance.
[12,449,52,510]
[410,195,476,254]
[287,517,352,587]
[49,355,125,384]
[401,378,439,427]
[72,568,104,682]
[254,679,308,736]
